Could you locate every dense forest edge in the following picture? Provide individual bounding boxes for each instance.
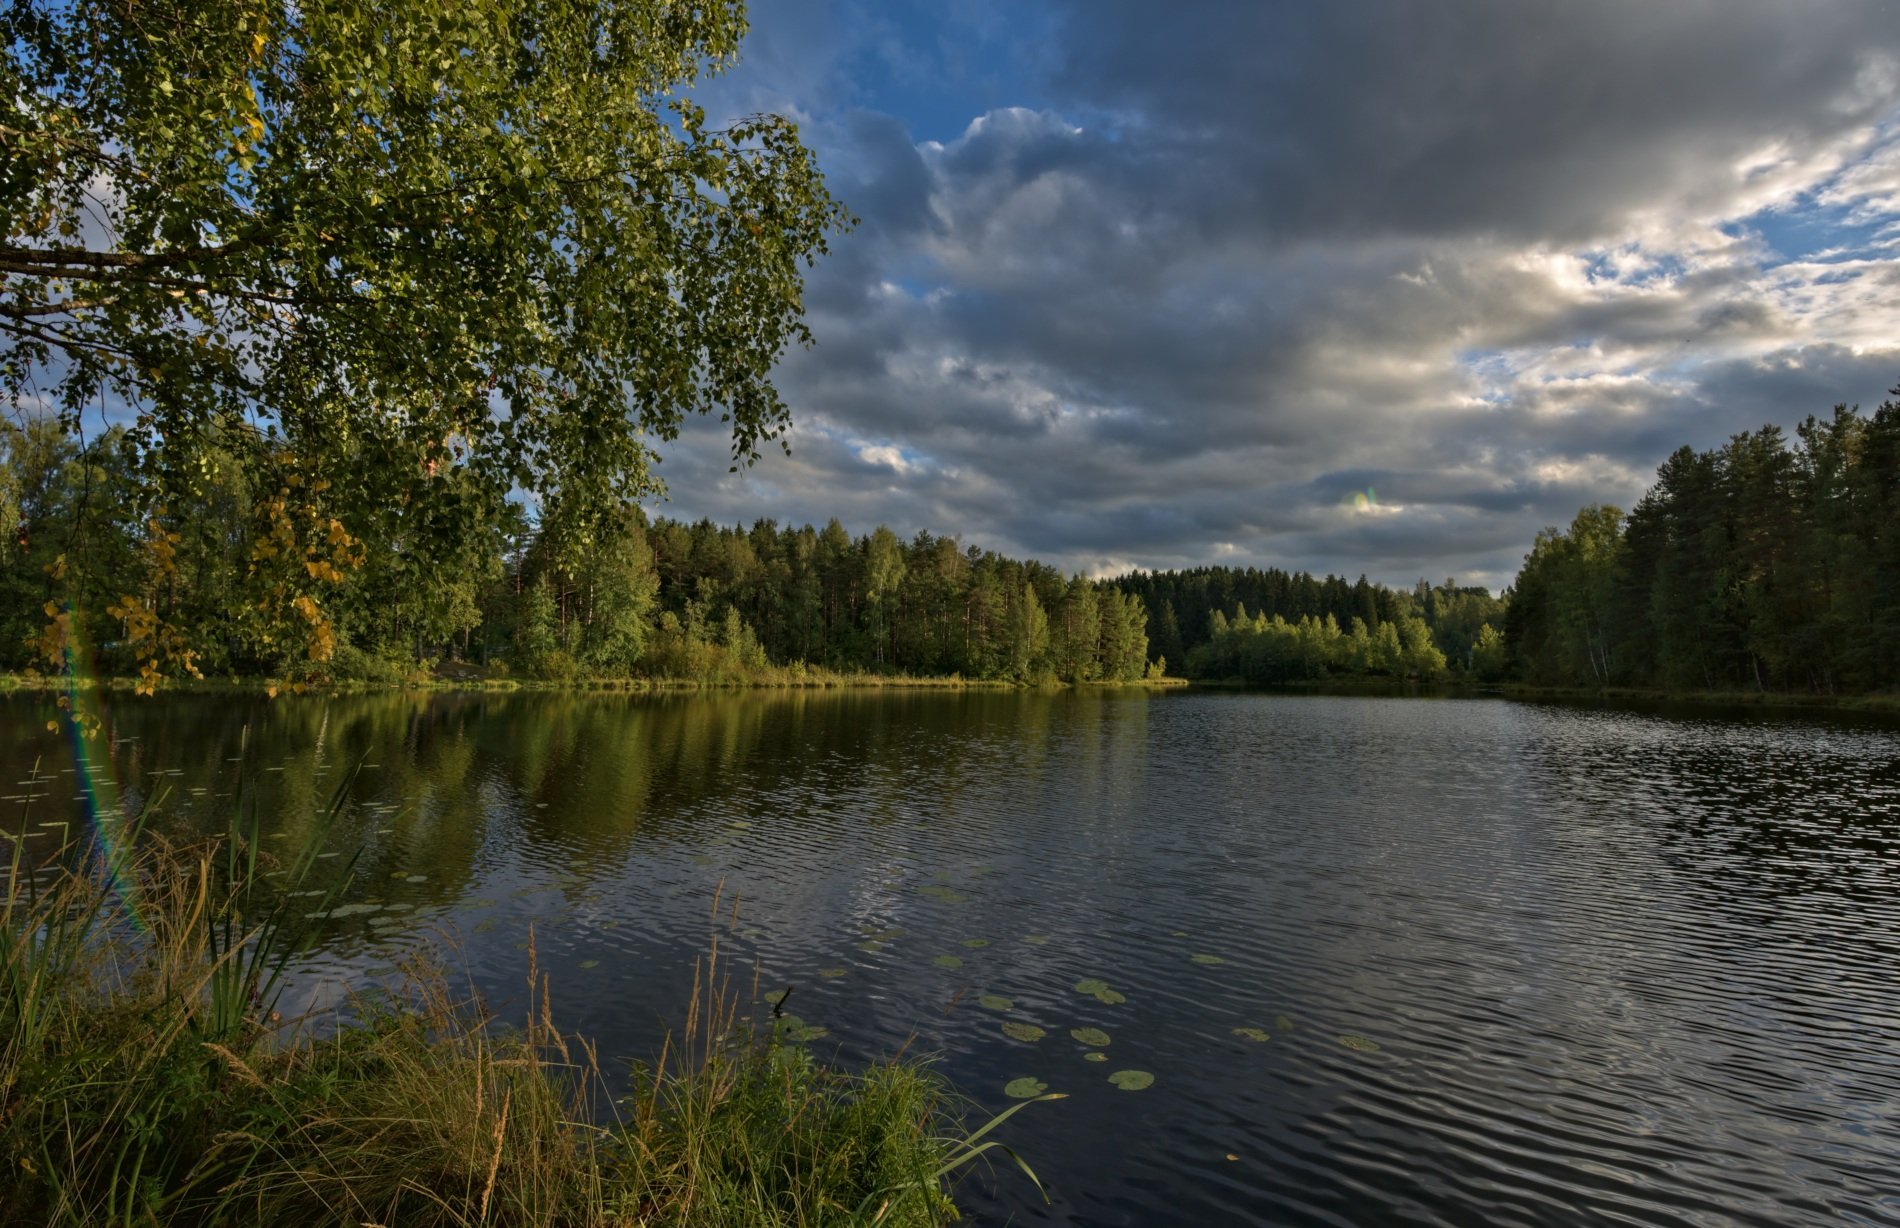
[2,389,1896,703]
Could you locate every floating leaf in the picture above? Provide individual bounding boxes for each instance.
[1232,1027,1270,1043]
[960,938,990,949]
[775,1014,827,1043]
[1070,1027,1111,1047]
[918,885,969,903]
[1274,1014,1294,1033]
[1189,953,1226,966]
[978,994,1014,1012]
[578,959,601,971]
[1083,1051,1108,1062]
[1022,933,1051,945]
[1107,1070,1154,1091]
[857,940,886,953]
[1003,1077,1048,1099]
[1338,1034,1381,1053]
[763,989,790,1006]
[817,967,847,979]
[1094,988,1127,1005]
[1170,930,1188,938]
[932,954,964,970]
[1002,1021,1046,1043]
[1074,978,1110,995]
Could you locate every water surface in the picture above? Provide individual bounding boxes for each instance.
[4,688,1899,1226]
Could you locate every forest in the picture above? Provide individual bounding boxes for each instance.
[4,394,1895,695]
[1506,396,1900,695]
[0,417,1495,686]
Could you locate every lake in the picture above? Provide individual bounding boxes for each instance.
[4,687,1899,1226]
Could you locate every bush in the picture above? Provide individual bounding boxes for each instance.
[326,641,416,683]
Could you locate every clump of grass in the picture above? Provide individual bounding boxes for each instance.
[0,790,1017,1225]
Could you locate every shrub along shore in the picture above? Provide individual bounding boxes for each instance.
[0,667,1189,697]
[0,783,1022,1226]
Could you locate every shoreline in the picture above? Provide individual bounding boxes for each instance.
[10,670,1887,716]
[0,670,1193,696]
[1134,675,1900,716]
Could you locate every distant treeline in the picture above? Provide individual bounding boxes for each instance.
[1506,395,1900,694]
[0,418,1494,685]
[16,388,1890,696]
[1112,570,1506,684]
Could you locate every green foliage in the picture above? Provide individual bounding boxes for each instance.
[1182,604,1455,684]
[4,0,848,676]
[1126,568,1501,684]
[1506,394,1900,694]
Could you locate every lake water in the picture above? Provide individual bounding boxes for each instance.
[5,688,1900,1226]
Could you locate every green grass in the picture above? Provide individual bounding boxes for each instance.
[0,794,1008,1226]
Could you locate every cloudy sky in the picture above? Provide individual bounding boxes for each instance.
[649,0,1900,590]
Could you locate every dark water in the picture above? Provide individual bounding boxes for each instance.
[5,688,1900,1226]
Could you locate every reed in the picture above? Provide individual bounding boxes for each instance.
[0,781,1035,1226]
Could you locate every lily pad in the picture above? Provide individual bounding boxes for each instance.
[857,940,887,953]
[774,1015,828,1044]
[1232,1027,1270,1043]
[960,938,990,949]
[578,959,601,971]
[931,954,965,970]
[1003,1077,1048,1099]
[1022,933,1051,945]
[817,967,847,979]
[1094,988,1127,1005]
[1071,1026,1112,1047]
[1275,1014,1294,1033]
[1338,1034,1381,1053]
[1107,1069,1154,1091]
[978,994,1014,1012]
[1001,1021,1047,1043]
[1083,1051,1108,1062]
[1074,978,1111,995]
[763,989,791,1006]
[917,885,969,903]
[1190,953,1226,966]
[1170,930,1189,938]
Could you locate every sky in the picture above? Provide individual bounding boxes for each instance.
[647,0,1900,591]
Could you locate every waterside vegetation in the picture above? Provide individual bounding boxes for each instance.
[0,785,990,1226]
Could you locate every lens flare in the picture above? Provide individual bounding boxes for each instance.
[1351,488,1378,512]
[50,603,146,932]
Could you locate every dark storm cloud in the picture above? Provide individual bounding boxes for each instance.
[649,0,1900,589]
[1049,0,1899,243]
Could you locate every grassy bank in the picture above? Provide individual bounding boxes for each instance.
[0,667,1188,697]
[0,795,1019,1225]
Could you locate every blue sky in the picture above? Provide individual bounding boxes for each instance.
[647,0,1900,589]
